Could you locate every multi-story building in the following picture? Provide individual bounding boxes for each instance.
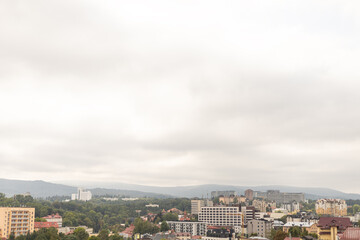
[247,219,272,238]
[211,191,236,198]
[191,200,205,215]
[43,213,62,228]
[0,207,35,238]
[266,190,305,204]
[218,196,246,205]
[317,217,352,240]
[167,221,207,236]
[316,199,347,216]
[281,201,300,213]
[252,199,267,212]
[71,188,92,201]
[245,189,254,200]
[191,200,213,215]
[198,207,242,230]
[241,206,258,224]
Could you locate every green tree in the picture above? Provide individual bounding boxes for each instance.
[273,230,287,240]
[35,218,47,222]
[160,221,170,232]
[109,233,123,240]
[89,237,100,240]
[162,213,178,221]
[74,228,89,240]
[288,227,301,237]
[98,229,109,240]
[279,215,287,224]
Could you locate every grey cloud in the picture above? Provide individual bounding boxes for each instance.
[1,0,360,192]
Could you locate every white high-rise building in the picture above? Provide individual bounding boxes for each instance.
[198,206,242,230]
[71,188,92,201]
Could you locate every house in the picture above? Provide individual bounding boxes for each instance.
[317,217,352,240]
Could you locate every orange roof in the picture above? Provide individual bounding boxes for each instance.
[35,222,59,228]
[43,213,62,219]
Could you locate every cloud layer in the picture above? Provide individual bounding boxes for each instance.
[1,0,360,192]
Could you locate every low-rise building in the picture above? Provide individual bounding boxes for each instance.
[283,222,317,235]
[317,217,352,240]
[34,222,58,231]
[43,213,62,228]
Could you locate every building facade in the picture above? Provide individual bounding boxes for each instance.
[316,199,347,216]
[247,219,272,238]
[198,207,242,229]
[167,221,207,236]
[266,190,305,204]
[317,217,352,240]
[219,196,246,205]
[0,207,35,238]
[191,200,205,215]
[211,191,236,198]
[71,188,92,201]
[43,213,62,228]
[245,189,254,200]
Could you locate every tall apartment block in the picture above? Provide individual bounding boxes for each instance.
[191,200,213,215]
[198,206,242,229]
[0,207,35,238]
[316,199,347,216]
[245,189,254,200]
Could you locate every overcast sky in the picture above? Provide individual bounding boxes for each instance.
[1,0,360,192]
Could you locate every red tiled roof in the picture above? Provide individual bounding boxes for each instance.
[340,227,360,240]
[43,213,62,219]
[35,222,59,228]
[121,224,135,235]
[318,217,352,230]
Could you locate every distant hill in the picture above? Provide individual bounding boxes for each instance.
[0,179,171,198]
[0,178,76,198]
[1,178,360,200]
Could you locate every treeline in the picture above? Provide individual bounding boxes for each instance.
[0,193,190,233]
[10,227,123,240]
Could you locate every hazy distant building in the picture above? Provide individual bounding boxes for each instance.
[281,202,300,213]
[71,188,92,201]
[211,191,236,198]
[219,195,245,205]
[245,189,254,200]
[316,199,347,216]
[256,190,305,204]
